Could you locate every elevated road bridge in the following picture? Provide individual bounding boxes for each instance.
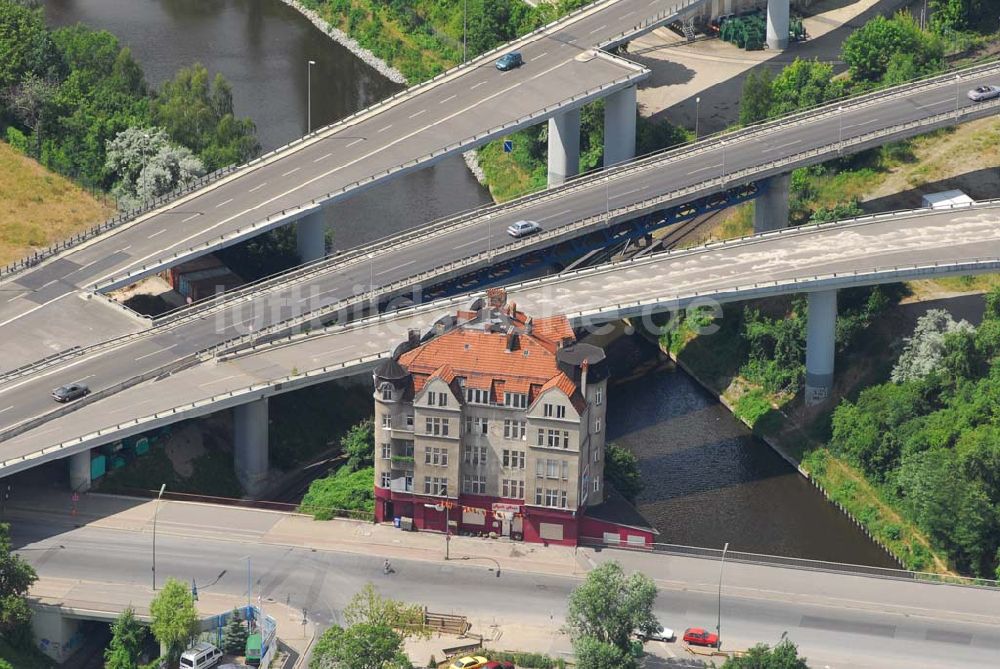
[1,201,998,488]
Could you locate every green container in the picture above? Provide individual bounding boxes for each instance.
[90,454,107,480]
[134,437,150,456]
[245,632,262,666]
[111,455,127,470]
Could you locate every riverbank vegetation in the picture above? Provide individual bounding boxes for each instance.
[0,0,259,210]
[299,420,377,518]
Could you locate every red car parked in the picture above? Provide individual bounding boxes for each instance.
[683,627,720,648]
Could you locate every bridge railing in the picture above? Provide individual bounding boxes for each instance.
[578,536,1000,589]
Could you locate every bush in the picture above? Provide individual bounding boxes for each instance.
[299,466,376,519]
[734,388,772,427]
[482,650,567,669]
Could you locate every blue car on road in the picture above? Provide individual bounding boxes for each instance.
[495,52,523,71]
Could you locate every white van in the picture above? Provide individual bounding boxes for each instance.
[179,642,222,669]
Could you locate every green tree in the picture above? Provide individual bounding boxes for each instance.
[769,58,841,117]
[739,67,773,125]
[573,636,633,669]
[0,658,11,669]
[566,561,658,653]
[104,126,205,210]
[0,0,61,91]
[149,578,198,667]
[0,522,37,642]
[299,466,376,519]
[309,623,412,669]
[343,583,427,639]
[104,606,146,669]
[722,638,809,668]
[604,443,643,503]
[984,285,1000,321]
[221,609,248,655]
[342,420,375,472]
[841,12,943,84]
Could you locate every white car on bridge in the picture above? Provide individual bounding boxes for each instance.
[506,220,542,238]
[967,85,1000,101]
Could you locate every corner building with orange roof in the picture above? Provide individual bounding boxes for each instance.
[372,288,655,546]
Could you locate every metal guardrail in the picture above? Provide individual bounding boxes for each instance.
[578,536,1000,589]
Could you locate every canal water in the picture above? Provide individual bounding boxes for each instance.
[43,0,493,251]
[43,0,894,566]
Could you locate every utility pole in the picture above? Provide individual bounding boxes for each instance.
[463,0,468,63]
[307,60,316,133]
[716,542,729,649]
[152,483,166,590]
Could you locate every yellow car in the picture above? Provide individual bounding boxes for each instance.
[448,657,488,669]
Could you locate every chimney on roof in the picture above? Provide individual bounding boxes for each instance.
[506,331,519,352]
[487,287,507,309]
[581,359,589,398]
[407,329,420,348]
[510,301,517,318]
[525,315,533,335]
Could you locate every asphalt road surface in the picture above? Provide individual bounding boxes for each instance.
[10,505,1000,669]
[2,203,999,471]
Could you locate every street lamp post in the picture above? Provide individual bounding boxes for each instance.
[695,96,701,139]
[837,106,844,154]
[307,60,316,134]
[716,541,729,648]
[152,483,166,590]
[424,503,450,559]
[368,252,375,306]
[463,0,468,63]
[721,140,727,183]
[955,73,961,112]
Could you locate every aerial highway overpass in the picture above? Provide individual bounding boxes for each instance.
[0,0,998,372]
[1,201,999,490]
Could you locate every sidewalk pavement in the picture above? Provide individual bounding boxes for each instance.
[30,577,318,666]
[630,0,906,133]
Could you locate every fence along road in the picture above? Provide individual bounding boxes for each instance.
[2,201,999,475]
[1,60,1000,445]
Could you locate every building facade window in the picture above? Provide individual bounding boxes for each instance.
[466,388,490,405]
[380,472,391,487]
[594,417,602,434]
[543,403,553,417]
[536,458,568,480]
[381,386,392,400]
[504,392,527,409]
[380,443,391,460]
[425,417,449,436]
[462,474,487,495]
[537,429,569,449]
[464,416,489,435]
[381,414,391,428]
[593,477,600,492]
[502,449,525,469]
[503,419,526,440]
[595,387,603,406]
[424,447,449,466]
[406,414,414,428]
[463,444,487,466]
[534,487,568,509]
[424,476,448,496]
[502,479,525,499]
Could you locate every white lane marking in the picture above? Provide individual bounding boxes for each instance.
[63,257,101,276]
[761,139,801,153]
[376,259,415,276]
[471,81,486,90]
[346,138,365,147]
[181,213,201,223]
[95,55,581,284]
[313,153,332,163]
[249,182,267,192]
[135,343,177,362]
[119,245,132,252]
[689,163,723,174]
[622,9,635,16]
[539,208,572,221]
[613,187,644,198]
[915,99,951,110]
[455,237,487,249]
[215,198,234,208]
[200,373,241,387]
[148,229,167,239]
[281,167,301,176]
[40,280,58,289]
[409,109,427,119]
[844,117,879,129]
[590,24,607,34]
[440,94,457,104]
[6,293,24,303]
[537,51,549,58]
[0,405,13,414]
[378,124,393,133]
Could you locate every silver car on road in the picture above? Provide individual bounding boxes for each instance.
[967,85,1000,101]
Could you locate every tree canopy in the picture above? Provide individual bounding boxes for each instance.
[149,578,198,666]
[722,638,810,668]
[104,606,147,669]
[566,561,658,653]
[0,522,37,642]
[309,622,412,669]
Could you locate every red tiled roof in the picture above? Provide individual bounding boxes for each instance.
[537,372,587,414]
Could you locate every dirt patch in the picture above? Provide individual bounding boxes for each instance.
[164,424,209,478]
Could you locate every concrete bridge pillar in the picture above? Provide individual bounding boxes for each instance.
[296,211,326,264]
[69,450,91,492]
[766,0,790,51]
[753,173,791,233]
[234,398,269,496]
[32,608,83,663]
[604,85,637,167]
[547,108,581,187]
[805,290,837,406]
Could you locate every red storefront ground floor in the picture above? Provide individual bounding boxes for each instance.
[374,486,655,547]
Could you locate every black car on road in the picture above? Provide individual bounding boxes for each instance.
[52,382,90,403]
